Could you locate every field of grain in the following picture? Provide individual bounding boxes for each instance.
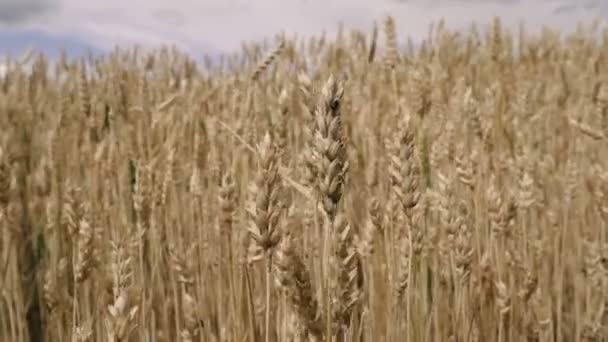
[0,16,607,342]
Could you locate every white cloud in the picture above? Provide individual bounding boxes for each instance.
[6,0,608,56]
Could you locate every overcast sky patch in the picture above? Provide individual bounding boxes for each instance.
[0,0,58,25]
[0,0,605,58]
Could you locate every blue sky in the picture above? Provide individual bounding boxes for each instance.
[0,0,606,61]
[0,30,97,59]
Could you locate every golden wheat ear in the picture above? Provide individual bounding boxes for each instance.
[251,40,286,81]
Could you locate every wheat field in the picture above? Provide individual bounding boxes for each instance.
[0,16,607,342]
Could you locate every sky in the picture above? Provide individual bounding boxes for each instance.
[0,0,606,61]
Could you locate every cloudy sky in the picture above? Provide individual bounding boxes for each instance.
[0,0,606,60]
